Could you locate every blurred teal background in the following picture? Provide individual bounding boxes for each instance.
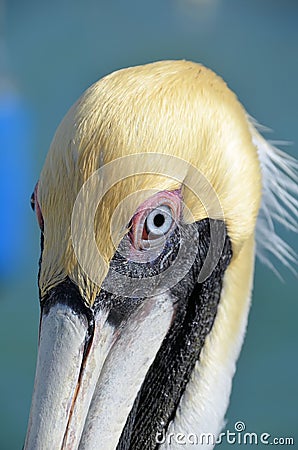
[0,1,297,448]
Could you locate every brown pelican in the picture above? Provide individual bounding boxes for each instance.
[25,60,297,449]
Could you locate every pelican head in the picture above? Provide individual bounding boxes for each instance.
[25,60,297,449]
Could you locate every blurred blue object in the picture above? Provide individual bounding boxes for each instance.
[0,84,32,278]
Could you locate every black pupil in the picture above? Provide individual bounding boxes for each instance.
[153,213,165,228]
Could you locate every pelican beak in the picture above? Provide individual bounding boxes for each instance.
[24,279,174,450]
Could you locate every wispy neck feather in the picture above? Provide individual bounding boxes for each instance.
[249,117,298,276]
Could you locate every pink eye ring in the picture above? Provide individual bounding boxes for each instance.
[130,189,181,251]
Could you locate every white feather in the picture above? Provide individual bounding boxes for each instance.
[249,116,298,275]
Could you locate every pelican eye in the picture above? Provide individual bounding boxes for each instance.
[145,205,173,239]
[128,189,181,253]
[30,192,35,211]
[31,182,44,231]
